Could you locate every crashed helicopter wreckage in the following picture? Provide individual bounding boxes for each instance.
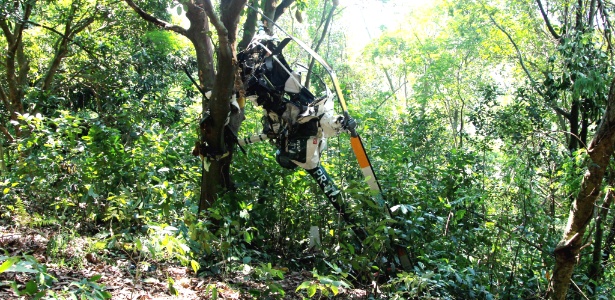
[237,11,412,271]
[192,11,412,272]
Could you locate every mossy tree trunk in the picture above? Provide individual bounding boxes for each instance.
[550,77,615,300]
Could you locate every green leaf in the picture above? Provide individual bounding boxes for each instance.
[243,231,252,243]
[8,263,39,273]
[24,280,39,295]
[167,277,178,296]
[0,257,18,273]
[307,284,317,297]
[190,260,200,273]
[89,274,103,282]
[33,290,46,300]
[135,239,142,252]
[330,285,339,295]
[100,291,112,299]
[210,285,218,299]
[296,281,311,291]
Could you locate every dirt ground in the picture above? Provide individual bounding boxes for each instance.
[0,225,372,299]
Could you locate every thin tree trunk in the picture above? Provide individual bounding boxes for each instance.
[196,0,247,212]
[568,100,580,152]
[238,0,259,51]
[587,172,614,295]
[603,216,615,267]
[550,77,615,300]
[0,142,6,175]
[305,0,337,89]
[1,2,34,139]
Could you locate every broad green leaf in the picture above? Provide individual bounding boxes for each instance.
[330,285,339,295]
[307,284,317,297]
[8,263,38,273]
[24,280,38,294]
[296,281,311,291]
[90,274,103,282]
[190,260,200,273]
[0,257,18,273]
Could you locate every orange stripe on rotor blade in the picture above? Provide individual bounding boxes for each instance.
[351,136,370,169]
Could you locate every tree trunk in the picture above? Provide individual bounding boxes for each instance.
[568,100,580,152]
[603,216,615,268]
[1,2,33,140]
[125,0,280,213]
[238,1,259,51]
[182,1,218,212]
[195,0,247,212]
[1,0,98,141]
[305,0,337,89]
[0,141,6,175]
[587,172,614,296]
[550,77,615,300]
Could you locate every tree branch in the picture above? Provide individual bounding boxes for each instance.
[221,0,248,44]
[201,0,228,38]
[305,0,337,88]
[551,75,615,300]
[0,18,13,44]
[42,4,97,92]
[536,0,561,40]
[589,0,598,28]
[26,20,96,58]
[4,2,33,107]
[488,10,575,123]
[226,0,248,24]
[8,2,32,55]
[263,0,277,30]
[238,0,258,50]
[470,210,545,253]
[488,13,540,96]
[375,81,408,110]
[553,106,571,119]
[0,125,14,144]
[0,85,11,110]
[123,0,188,36]
[597,0,614,57]
[274,0,294,22]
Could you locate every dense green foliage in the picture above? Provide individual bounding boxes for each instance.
[2,0,615,299]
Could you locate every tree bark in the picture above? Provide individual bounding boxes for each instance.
[550,77,615,300]
[568,100,580,152]
[42,6,96,92]
[238,0,259,51]
[273,0,294,21]
[196,0,242,211]
[1,0,99,141]
[603,215,615,267]
[0,141,6,174]
[1,1,34,140]
[124,0,325,216]
[587,172,614,295]
[305,0,337,89]
[536,0,562,40]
